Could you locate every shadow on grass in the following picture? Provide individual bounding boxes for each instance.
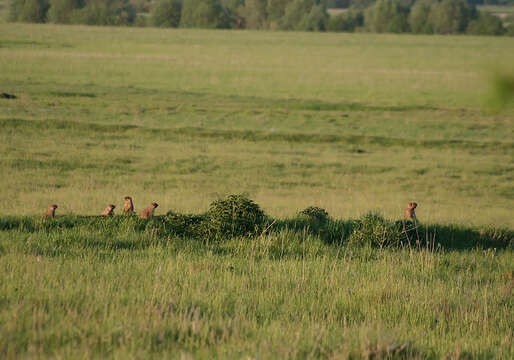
[81,85,439,113]
[0,214,511,254]
[275,217,512,250]
[4,117,512,151]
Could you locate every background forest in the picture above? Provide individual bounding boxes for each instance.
[7,0,514,35]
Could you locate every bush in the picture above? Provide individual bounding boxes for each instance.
[349,212,403,248]
[9,0,50,22]
[204,195,266,239]
[326,9,364,32]
[165,210,207,237]
[364,0,409,33]
[299,206,329,222]
[467,11,505,35]
[151,0,182,27]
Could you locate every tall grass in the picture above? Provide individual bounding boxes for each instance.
[0,213,512,358]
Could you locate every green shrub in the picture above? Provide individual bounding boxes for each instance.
[299,206,329,222]
[349,212,403,248]
[151,0,182,27]
[204,195,266,239]
[165,210,207,237]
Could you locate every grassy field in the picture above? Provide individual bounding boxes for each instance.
[0,214,512,359]
[0,24,513,226]
[0,22,513,358]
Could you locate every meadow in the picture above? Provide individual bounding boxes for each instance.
[0,19,513,359]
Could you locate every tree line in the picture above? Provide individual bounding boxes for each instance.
[8,0,514,36]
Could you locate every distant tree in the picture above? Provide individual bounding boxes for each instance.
[506,15,514,36]
[408,0,436,33]
[349,0,377,9]
[299,3,328,30]
[238,0,268,29]
[364,0,409,33]
[326,8,363,31]
[151,0,182,27]
[24,0,50,22]
[9,0,24,21]
[180,0,233,28]
[467,11,505,35]
[329,0,352,6]
[70,0,136,25]
[507,24,514,36]
[427,0,474,34]
[266,0,291,28]
[129,0,152,13]
[280,0,328,30]
[325,0,342,6]
[9,0,50,22]
[398,0,415,6]
[47,0,84,24]
[282,0,313,29]
[221,0,244,9]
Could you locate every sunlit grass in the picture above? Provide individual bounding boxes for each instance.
[0,216,512,358]
[0,23,513,359]
[0,25,512,226]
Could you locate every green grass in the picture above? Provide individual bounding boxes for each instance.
[0,24,513,227]
[0,214,513,358]
[0,23,513,358]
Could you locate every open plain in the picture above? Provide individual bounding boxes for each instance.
[0,19,513,359]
